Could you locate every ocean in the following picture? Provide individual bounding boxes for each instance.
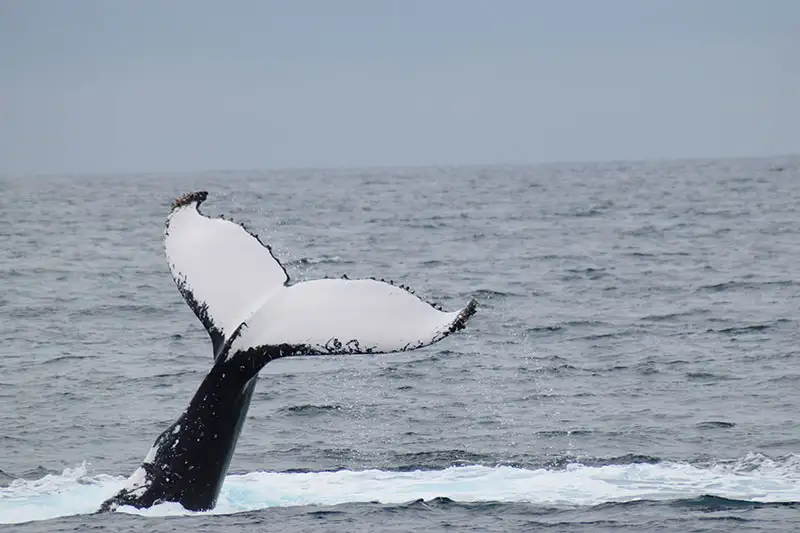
[1,156,798,531]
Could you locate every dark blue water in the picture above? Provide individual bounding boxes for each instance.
[1,156,799,531]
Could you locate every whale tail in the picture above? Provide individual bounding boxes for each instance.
[165,191,477,362]
[100,192,478,514]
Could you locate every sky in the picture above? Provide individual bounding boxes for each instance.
[1,0,798,175]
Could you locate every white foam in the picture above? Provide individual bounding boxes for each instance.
[0,464,125,525]
[1,454,798,524]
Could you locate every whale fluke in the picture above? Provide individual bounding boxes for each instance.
[165,191,477,360]
[101,191,477,513]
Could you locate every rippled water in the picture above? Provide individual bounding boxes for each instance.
[1,157,799,531]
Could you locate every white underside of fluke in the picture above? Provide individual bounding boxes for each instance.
[164,192,476,359]
[230,278,468,355]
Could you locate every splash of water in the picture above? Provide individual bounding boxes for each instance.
[1,453,798,524]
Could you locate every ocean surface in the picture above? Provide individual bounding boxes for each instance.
[1,156,799,532]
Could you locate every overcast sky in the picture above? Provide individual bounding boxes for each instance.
[1,0,797,174]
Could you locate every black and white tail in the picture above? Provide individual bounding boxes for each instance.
[164,191,477,362]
